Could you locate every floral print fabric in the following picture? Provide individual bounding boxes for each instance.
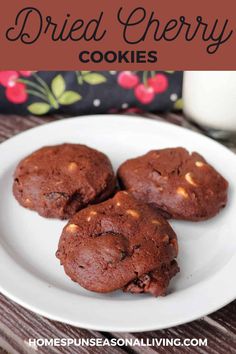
[0,71,183,115]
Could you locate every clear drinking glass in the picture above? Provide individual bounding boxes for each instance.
[183,71,236,142]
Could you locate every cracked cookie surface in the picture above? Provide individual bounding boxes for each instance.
[118,147,228,221]
[56,191,179,296]
[13,143,116,219]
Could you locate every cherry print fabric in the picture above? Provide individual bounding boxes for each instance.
[0,71,183,115]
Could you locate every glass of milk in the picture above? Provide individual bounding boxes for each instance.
[183,71,236,140]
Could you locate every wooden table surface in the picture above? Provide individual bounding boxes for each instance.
[0,113,235,354]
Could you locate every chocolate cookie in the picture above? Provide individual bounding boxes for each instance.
[13,143,116,219]
[56,191,179,296]
[118,147,228,221]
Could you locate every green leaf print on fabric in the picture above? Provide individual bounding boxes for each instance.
[25,74,82,114]
[174,98,184,110]
[28,103,51,115]
[51,75,66,99]
[82,73,107,85]
[58,91,82,105]
[77,71,107,85]
[24,71,107,115]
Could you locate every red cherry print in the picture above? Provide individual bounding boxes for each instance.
[6,82,28,103]
[148,74,168,94]
[0,71,19,87]
[134,84,155,104]
[118,71,139,89]
[19,71,32,77]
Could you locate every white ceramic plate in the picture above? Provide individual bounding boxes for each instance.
[0,115,235,332]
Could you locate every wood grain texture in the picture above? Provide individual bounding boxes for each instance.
[0,113,235,354]
[0,293,128,354]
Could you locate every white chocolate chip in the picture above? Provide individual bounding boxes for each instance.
[162,235,170,243]
[25,198,32,206]
[195,161,205,167]
[66,224,79,232]
[185,172,198,187]
[152,152,160,158]
[116,202,121,206]
[126,209,140,218]
[87,210,97,221]
[177,187,189,199]
[68,162,78,172]
[90,211,97,216]
[151,219,161,225]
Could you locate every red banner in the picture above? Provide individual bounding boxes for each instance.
[0,0,235,69]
